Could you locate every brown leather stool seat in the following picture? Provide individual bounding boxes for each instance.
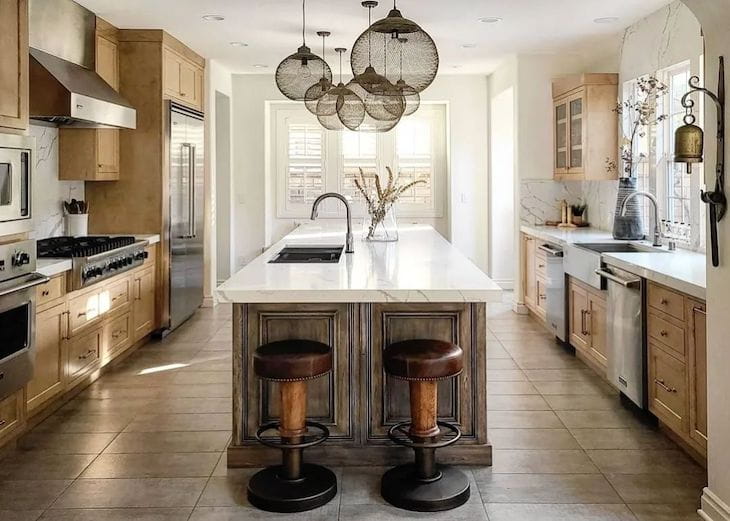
[254,340,332,382]
[383,339,463,381]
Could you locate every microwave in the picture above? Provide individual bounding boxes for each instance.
[0,134,33,225]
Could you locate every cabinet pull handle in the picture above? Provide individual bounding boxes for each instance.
[539,293,547,301]
[538,264,545,269]
[135,279,142,300]
[580,309,587,335]
[660,298,669,305]
[62,311,71,340]
[660,330,668,337]
[78,348,96,360]
[77,311,87,317]
[655,378,677,393]
[0,419,6,427]
[693,307,707,316]
[42,290,50,296]
[585,310,592,335]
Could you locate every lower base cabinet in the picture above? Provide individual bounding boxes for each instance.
[0,391,24,445]
[133,267,156,341]
[568,277,608,374]
[26,301,67,414]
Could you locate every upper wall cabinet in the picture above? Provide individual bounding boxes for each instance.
[59,17,120,181]
[163,47,204,111]
[0,0,29,133]
[552,73,618,181]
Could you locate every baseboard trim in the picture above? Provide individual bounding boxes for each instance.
[201,296,216,308]
[700,488,730,521]
[512,302,529,314]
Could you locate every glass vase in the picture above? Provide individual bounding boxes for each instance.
[363,204,399,242]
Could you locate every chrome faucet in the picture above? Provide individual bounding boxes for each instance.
[620,191,662,247]
[310,193,354,253]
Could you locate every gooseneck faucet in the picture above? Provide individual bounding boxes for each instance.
[621,191,662,247]
[310,193,354,253]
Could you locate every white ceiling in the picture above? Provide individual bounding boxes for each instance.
[75,0,673,75]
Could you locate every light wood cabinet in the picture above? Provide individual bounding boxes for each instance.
[59,17,120,181]
[568,277,608,373]
[67,326,102,388]
[0,0,28,133]
[68,287,103,337]
[646,281,707,460]
[102,311,132,362]
[36,275,65,308]
[686,299,707,453]
[132,267,156,342]
[163,47,204,110]
[552,73,618,181]
[0,390,24,444]
[27,302,67,414]
[523,235,537,310]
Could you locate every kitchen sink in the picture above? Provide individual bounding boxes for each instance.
[575,243,669,254]
[269,246,344,264]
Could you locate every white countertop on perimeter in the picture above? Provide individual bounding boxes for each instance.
[35,234,161,278]
[216,223,503,304]
[521,225,707,299]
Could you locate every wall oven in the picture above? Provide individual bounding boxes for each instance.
[0,240,48,400]
[0,134,33,227]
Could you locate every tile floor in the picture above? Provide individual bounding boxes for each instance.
[0,297,706,520]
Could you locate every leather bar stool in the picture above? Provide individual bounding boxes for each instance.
[381,339,470,512]
[247,339,337,513]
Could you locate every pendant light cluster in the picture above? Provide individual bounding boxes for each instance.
[275,0,438,132]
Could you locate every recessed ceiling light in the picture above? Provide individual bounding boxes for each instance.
[593,16,619,24]
[478,17,502,24]
[230,41,248,47]
[202,14,225,21]
[461,43,477,49]
[253,64,268,69]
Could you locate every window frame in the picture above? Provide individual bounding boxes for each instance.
[273,102,447,220]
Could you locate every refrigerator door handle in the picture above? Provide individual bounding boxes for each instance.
[189,145,196,238]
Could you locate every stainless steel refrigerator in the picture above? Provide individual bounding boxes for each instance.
[168,102,204,331]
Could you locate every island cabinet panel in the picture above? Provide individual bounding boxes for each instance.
[230,301,489,468]
[367,303,481,443]
[239,303,355,443]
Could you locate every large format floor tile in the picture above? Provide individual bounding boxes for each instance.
[39,508,193,520]
[104,431,230,453]
[475,473,624,504]
[488,428,581,449]
[51,478,208,509]
[81,452,220,478]
[489,449,599,474]
[485,503,637,521]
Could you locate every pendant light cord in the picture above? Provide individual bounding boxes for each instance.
[339,50,343,83]
[302,0,306,45]
[367,4,373,66]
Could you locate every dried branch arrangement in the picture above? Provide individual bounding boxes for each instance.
[353,166,425,240]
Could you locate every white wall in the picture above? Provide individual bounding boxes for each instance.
[230,74,490,273]
[204,59,233,303]
[678,4,730,520]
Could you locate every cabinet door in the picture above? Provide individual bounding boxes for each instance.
[95,129,119,177]
[524,236,537,309]
[0,0,28,131]
[588,294,608,369]
[68,289,102,337]
[27,302,67,414]
[535,276,548,320]
[0,391,23,444]
[649,343,688,434]
[95,35,118,89]
[102,311,132,363]
[179,60,197,102]
[553,99,568,176]
[568,92,585,174]
[164,49,182,97]
[569,280,590,352]
[67,326,102,388]
[133,267,155,342]
[687,300,707,453]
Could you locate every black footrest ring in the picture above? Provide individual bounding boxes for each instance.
[255,420,330,450]
[387,420,462,449]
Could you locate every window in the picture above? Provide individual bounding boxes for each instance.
[622,59,705,251]
[274,103,447,219]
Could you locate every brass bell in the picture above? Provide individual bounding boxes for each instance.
[674,114,704,174]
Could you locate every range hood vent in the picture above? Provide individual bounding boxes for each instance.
[28,0,136,129]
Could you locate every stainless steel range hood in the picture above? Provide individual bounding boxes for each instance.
[28,0,136,129]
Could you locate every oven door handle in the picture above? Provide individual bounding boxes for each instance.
[0,273,50,298]
[594,268,640,288]
[538,244,563,257]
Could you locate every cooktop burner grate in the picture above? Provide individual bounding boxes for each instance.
[37,236,137,258]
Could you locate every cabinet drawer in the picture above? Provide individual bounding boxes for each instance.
[68,327,102,382]
[0,392,21,440]
[535,251,548,278]
[37,275,65,308]
[536,276,548,317]
[648,283,685,321]
[103,312,131,361]
[648,311,685,359]
[68,289,102,336]
[102,276,131,316]
[649,343,688,433]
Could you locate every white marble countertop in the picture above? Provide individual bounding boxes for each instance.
[34,234,161,277]
[521,225,706,299]
[216,223,503,304]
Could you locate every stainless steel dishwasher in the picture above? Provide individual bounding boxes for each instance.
[539,243,567,342]
[595,265,645,408]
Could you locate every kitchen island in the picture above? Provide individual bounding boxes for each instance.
[216,223,502,467]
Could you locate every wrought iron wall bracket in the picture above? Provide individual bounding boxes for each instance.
[680,56,726,266]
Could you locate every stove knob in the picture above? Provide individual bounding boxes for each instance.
[11,251,30,267]
[95,267,104,277]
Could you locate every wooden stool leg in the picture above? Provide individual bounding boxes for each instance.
[408,380,440,480]
[279,381,307,480]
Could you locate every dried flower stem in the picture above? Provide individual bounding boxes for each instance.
[357,167,425,239]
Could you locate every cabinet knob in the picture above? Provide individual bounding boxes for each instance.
[0,419,6,427]
[42,290,50,296]
[660,298,669,305]
[660,330,668,337]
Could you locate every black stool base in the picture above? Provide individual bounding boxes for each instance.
[247,463,337,513]
[381,463,470,512]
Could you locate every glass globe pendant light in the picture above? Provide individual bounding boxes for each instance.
[275,0,332,101]
[316,48,366,131]
[304,31,334,115]
[350,0,439,93]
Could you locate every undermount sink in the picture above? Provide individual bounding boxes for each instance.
[575,243,669,254]
[269,245,344,264]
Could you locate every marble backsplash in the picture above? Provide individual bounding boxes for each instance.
[29,125,84,239]
[520,179,618,231]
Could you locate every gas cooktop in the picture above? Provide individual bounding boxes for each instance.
[38,236,149,290]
